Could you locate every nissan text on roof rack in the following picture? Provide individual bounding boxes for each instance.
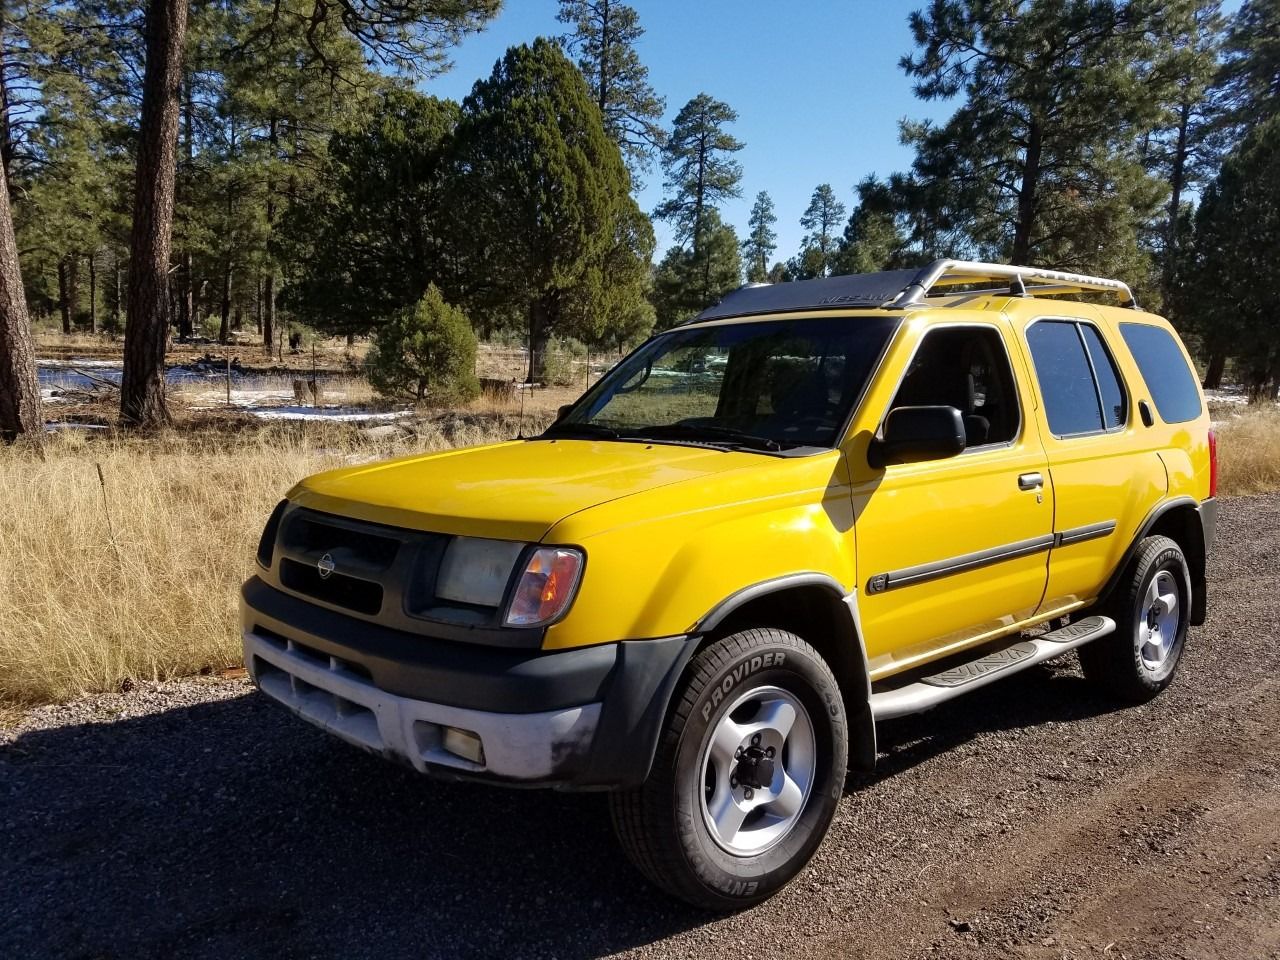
[240,259,1217,910]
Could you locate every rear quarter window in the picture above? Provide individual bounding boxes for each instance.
[1119,323,1203,424]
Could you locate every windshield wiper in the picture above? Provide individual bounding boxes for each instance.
[631,423,783,452]
[538,422,622,440]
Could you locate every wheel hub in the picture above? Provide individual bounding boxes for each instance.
[698,685,817,857]
[732,741,776,790]
[1138,569,1181,675]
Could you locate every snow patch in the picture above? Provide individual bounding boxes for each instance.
[248,406,410,422]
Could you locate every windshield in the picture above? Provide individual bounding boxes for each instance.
[548,315,900,450]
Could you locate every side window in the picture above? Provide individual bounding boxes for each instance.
[890,326,1019,448]
[1120,322,1203,424]
[1025,320,1128,437]
[1079,324,1128,429]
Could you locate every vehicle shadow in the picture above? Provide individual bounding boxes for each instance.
[866,660,1126,786]
[3,662,1121,960]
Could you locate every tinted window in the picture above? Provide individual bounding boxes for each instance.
[1120,323,1203,424]
[890,326,1019,447]
[1079,324,1128,429]
[1026,321,1105,436]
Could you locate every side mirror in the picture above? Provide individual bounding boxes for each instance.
[554,403,574,423]
[868,405,966,469]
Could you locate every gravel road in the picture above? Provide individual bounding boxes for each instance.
[4,496,1279,960]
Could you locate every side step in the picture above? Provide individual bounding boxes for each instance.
[870,615,1116,721]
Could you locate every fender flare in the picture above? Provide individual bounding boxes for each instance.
[1099,496,1210,624]
[693,572,878,771]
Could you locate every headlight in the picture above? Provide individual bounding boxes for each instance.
[504,547,584,627]
[435,537,526,607]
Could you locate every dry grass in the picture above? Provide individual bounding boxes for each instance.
[0,413,544,706]
[1215,405,1280,497]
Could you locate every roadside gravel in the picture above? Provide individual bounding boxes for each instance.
[4,496,1278,959]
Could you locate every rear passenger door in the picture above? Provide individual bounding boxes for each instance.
[1020,310,1168,612]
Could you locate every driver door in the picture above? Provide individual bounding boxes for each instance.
[850,320,1053,677]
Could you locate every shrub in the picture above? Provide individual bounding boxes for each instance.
[540,342,579,386]
[366,286,480,405]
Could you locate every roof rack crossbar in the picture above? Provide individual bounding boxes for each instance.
[890,259,1137,310]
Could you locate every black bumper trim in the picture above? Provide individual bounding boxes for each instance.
[240,577,694,788]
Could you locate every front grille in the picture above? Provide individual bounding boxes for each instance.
[280,557,384,615]
[282,512,401,571]
[266,506,524,642]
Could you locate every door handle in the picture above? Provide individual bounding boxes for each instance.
[1018,472,1044,490]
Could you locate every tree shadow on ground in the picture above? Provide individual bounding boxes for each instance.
[2,660,1121,960]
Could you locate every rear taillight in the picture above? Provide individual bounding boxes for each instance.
[1208,428,1218,499]
[256,500,288,569]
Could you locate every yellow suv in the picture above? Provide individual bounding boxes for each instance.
[241,260,1217,910]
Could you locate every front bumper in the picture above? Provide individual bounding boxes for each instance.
[240,577,694,789]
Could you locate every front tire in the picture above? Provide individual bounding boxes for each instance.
[610,628,847,911]
[1079,535,1191,702]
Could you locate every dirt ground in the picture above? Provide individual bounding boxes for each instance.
[3,496,1277,960]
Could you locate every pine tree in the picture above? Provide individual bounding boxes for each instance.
[119,0,500,426]
[366,284,479,404]
[448,38,652,383]
[120,0,188,427]
[280,89,461,338]
[653,93,744,256]
[1215,0,1280,139]
[795,184,845,279]
[1143,1,1226,298]
[897,0,1173,274]
[1189,116,1280,399]
[742,191,776,283]
[833,177,910,275]
[651,210,741,328]
[557,0,665,183]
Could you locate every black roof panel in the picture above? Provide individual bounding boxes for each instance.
[692,269,921,322]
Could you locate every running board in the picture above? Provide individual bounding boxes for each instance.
[870,616,1116,721]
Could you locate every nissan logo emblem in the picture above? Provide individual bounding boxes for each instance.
[317,553,336,580]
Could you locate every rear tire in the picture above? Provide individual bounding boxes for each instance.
[1079,535,1191,703]
[610,628,847,911]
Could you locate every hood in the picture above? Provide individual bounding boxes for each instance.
[288,438,770,542]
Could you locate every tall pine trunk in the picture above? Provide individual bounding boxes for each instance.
[112,253,122,334]
[1203,351,1226,391]
[263,273,275,354]
[1012,119,1042,265]
[121,0,187,428]
[176,70,194,341]
[58,259,71,334]
[262,118,277,353]
[218,259,231,343]
[67,255,79,328]
[177,253,193,338]
[0,151,40,441]
[88,252,97,334]
[527,299,551,384]
[0,8,13,183]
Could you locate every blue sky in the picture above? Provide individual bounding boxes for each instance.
[424,1,950,263]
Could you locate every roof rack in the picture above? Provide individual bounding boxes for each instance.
[892,259,1138,309]
[688,259,1137,323]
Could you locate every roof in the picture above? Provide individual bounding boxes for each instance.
[693,269,921,322]
[688,259,1138,324]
